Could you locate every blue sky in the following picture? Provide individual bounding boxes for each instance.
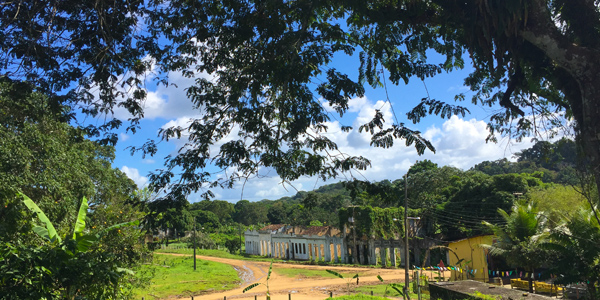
[107,51,549,203]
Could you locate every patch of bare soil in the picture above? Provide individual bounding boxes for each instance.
[157,253,413,300]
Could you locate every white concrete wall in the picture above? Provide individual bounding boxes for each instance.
[244,228,346,262]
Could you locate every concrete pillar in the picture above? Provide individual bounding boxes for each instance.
[333,242,338,263]
[381,247,387,267]
[414,247,421,266]
[398,247,406,267]
[325,241,331,262]
[390,247,396,267]
[317,244,322,261]
[370,241,377,265]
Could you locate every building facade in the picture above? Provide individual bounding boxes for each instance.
[244,223,436,266]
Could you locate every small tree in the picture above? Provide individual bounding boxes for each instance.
[243,261,274,300]
[482,202,548,293]
[0,193,141,299]
[225,237,241,254]
[545,208,600,299]
[326,270,359,293]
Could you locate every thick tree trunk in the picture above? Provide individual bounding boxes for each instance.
[521,0,600,222]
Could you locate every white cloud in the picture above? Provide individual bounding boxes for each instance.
[142,159,155,164]
[103,58,216,121]
[447,85,470,92]
[157,96,540,202]
[119,132,130,142]
[121,166,148,188]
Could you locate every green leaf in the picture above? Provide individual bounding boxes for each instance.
[390,283,405,296]
[96,220,140,238]
[21,193,61,243]
[75,234,98,252]
[352,274,359,279]
[32,226,50,241]
[73,197,89,239]
[267,260,273,281]
[377,274,384,282]
[243,283,261,293]
[116,267,135,275]
[326,269,344,279]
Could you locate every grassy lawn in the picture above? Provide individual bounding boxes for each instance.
[326,295,391,300]
[154,248,381,268]
[356,283,430,300]
[133,254,240,299]
[155,247,271,261]
[276,268,364,278]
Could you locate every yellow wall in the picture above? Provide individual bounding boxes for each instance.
[447,235,493,281]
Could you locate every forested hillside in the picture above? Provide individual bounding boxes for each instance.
[157,138,589,242]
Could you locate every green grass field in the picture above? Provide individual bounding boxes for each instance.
[133,254,240,299]
[155,247,273,261]
[326,294,392,300]
[356,283,430,299]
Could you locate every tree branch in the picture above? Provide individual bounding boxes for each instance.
[520,0,599,77]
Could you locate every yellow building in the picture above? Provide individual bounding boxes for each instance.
[446,235,493,282]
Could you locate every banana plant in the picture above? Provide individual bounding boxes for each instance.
[21,192,139,254]
[243,260,273,300]
[326,269,359,293]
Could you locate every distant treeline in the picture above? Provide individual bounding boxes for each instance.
[152,138,589,242]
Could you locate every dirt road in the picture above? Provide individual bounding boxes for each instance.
[157,253,412,300]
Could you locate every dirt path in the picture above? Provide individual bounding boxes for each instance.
[156,253,412,300]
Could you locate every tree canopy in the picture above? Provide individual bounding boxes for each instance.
[0,80,148,299]
[2,1,600,214]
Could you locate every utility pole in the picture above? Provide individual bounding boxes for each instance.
[193,220,197,271]
[404,173,410,300]
[352,206,357,264]
[239,224,242,254]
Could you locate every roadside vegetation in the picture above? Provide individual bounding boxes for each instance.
[326,295,395,300]
[356,284,428,300]
[133,255,239,300]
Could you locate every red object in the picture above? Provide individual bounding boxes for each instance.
[438,260,445,269]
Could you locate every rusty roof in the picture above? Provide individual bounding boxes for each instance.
[260,224,286,231]
[281,225,341,237]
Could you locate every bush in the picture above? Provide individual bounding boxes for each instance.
[225,237,241,254]
[183,232,216,249]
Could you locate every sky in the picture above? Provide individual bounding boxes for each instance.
[108,51,554,203]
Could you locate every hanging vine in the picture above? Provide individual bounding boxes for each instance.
[338,206,418,239]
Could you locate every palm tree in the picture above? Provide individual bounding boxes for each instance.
[482,202,548,293]
[545,208,600,300]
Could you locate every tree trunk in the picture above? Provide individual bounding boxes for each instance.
[521,0,600,222]
[586,279,597,300]
[528,268,534,294]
